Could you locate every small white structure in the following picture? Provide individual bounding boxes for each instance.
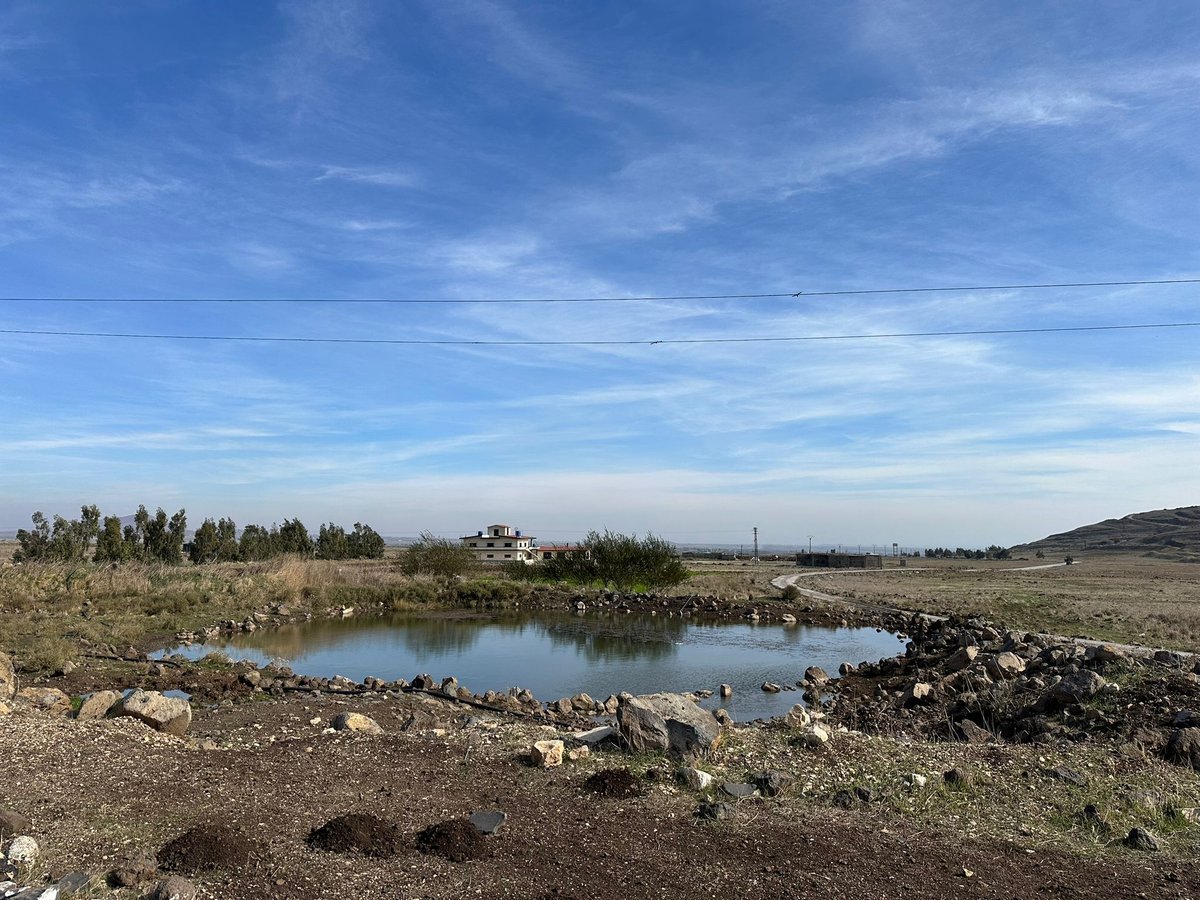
[461,524,537,563]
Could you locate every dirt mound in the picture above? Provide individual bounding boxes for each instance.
[307,813,404,857]
[157,823,258,873]
[414,818,487,862]
[583,768,644,798]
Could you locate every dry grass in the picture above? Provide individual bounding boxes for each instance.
[793,555,1200,650]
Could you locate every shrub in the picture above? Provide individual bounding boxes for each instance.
[400,532,477,578]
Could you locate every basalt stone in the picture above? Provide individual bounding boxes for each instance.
[616,692,722,760]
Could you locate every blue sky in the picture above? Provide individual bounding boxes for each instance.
[1,1,1198,548]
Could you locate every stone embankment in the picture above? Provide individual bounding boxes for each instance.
[823,613,1200,770]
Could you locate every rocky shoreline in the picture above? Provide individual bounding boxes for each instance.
[3,591,1200,898]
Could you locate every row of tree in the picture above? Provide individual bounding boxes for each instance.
[923,545,1011,560]
[12,506,385,564]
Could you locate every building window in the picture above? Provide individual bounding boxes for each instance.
[487,542,494,547]
[504,542,512,547]
[504,553,512,558]
[486,554,494,558]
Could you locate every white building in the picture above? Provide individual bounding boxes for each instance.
[461,524,537,563]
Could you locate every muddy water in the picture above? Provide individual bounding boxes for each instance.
[172,611,905,721]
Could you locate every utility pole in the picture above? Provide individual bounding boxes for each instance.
[807,535,813,557]
[752,527,759,564]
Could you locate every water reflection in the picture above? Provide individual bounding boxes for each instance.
[178,610,905,722]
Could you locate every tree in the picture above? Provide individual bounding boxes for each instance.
[401,531,476,577]
[94,515,130,563]
[13,512,52,562]
[239,524,273,560]
[275,518,314,556]
[348,522,386,559]
[316,523,350,560]
[188,518,221,564]
[572,530,688,592]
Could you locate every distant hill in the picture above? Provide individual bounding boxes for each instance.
[1015,506,1200,561]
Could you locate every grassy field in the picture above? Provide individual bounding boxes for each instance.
[788,555,1200,651]
[2,542,1198,674]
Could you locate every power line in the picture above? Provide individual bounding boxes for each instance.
[3,321,1198,347]
[1,277,1197,305]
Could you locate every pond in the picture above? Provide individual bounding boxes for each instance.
[168,611,906,721]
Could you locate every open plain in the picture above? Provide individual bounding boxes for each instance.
[1,550,1199,898]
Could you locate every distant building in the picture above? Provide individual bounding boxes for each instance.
[795,551,883,569]
[536,544,588,561]
[461,523,537,563]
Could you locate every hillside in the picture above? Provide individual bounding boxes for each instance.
[1016,505,1200,560]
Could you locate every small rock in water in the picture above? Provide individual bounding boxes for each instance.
[719,684,733,698]
[761,682,781,693]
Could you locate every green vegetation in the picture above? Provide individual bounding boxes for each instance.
[516,529,688,592]
[11,505,386,566]
[400,531,478,577]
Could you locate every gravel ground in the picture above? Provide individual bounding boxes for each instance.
[2,691,1199,900]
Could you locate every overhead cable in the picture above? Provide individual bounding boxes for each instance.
[1,277,1197,305]
[3,321,1198,347]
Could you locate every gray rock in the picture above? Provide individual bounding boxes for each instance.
[1087,643,1127,663]
[0,809,32,840]
[0,651,14,701]
[697,801,732,820]
[719,684,732,698]
[75,690,121,721]
[1123,826,1161,852]
[468,810,506,835]
[572,725,618,745]
[146,875,199,900]
[760,681,781,693]
[55,872,95,897]
[115,690,192,735]
[943,767,974,788]
[754,770,795,797]
[803,666,830,686]
[616,692,723,760]
[1050,669,1105,704]
[945,646,978,672]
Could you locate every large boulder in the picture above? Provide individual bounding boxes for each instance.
[0,651,15,700]
[616,692,722,760]
[76,690,121,721]
[114,689,192,736]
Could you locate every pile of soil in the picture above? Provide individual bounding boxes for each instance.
[157,823,258,873]
[582,768,644,798]
[413,819,487,862]
[306,813,403,858]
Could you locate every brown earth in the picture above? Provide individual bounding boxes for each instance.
[2,691,1199,900]
[307,813,405,858]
